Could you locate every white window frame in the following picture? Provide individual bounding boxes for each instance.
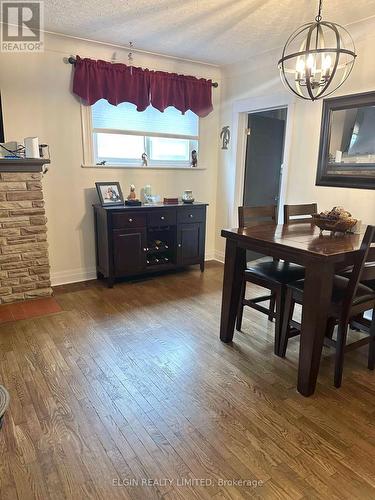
[80,104,200,168]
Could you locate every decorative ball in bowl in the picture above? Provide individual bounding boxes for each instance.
[312,206,357,234]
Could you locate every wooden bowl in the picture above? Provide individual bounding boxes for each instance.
[312,214,357,234]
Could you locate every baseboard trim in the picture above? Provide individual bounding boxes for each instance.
[51,250,222,286]
[51,267,97,286]
[205,250,216,261]
[213,250,225,263]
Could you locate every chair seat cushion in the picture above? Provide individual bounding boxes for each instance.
[246,260,305,285]
[289,275,375,305]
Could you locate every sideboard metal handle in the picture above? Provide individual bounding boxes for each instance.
[178,243,182,247]
[160,216,165,220]
[189,214,193,218]
[128,218,133,222]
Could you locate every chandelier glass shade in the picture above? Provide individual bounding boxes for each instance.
[278,2,357,101]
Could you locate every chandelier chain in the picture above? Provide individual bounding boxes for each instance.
[315,0,323,22]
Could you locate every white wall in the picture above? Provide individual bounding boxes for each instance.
[216,17,375,255]
[0,33,221,284]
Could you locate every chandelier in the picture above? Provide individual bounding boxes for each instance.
[278,0,357,101]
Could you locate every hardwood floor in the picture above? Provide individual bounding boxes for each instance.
[1,261,375,499]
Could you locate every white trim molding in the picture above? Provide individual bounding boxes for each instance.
[80,104,94,166]
[204,249,218,261]
[213,249,225,263]
[52,251,217,286]
[231,93,296,226]
[81,164,206,170]
[51,267,97,286]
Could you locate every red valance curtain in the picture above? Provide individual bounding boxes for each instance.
[72,56,213,117]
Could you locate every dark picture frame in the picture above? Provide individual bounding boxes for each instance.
[95,182,124,206]
[316,91,375,190]
[0,93,5,143]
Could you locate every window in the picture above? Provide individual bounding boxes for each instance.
[86,100,199,167]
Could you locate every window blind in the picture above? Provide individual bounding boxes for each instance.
[92,100,198,137]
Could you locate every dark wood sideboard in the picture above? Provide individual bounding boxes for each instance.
[93,203,208,287]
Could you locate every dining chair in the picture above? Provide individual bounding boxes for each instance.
[348,267,375,332]
[279,225,375,388]
[284,203,317,223]
[236,205,305,354]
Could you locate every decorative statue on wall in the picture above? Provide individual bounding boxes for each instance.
[141,152,148,166]
[191,150,198,168]
[220,126,230,150]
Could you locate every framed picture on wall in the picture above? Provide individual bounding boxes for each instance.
[316,91,375,190]
[95,182,124,206]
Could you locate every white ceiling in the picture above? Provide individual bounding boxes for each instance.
[44,0,375,65]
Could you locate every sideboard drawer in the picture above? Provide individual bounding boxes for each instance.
[148,209,176,227]
[112,212,147,229]
[177,207,205,224]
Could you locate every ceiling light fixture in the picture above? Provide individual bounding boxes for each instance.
[278,0,357,101]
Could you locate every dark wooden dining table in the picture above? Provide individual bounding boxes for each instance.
[220,222,364,396]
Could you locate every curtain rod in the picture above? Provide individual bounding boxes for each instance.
[67,56,219,88]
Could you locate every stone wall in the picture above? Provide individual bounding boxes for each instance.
[0,172,52,304]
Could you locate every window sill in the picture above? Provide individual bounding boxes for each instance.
[81,164,206,171]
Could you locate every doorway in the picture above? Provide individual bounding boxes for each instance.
[243,107,287,261]
[243,107,287,208]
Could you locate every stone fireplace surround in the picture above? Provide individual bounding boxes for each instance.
[0,159,52,304]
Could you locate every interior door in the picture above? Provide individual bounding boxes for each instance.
[243,112,286,261]
[243,113,285,208]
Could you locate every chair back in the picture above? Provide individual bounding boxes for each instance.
[283,203,317,224]
[343,225,375,318]
[238,205,277,228]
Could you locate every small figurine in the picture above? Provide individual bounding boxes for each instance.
[142,152,148,166]
[125,184,141,206]
[191,150,198,168]
[127,184,137,200]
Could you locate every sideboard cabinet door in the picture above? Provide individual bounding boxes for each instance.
[177,223,204,266]
[113,228,147,276]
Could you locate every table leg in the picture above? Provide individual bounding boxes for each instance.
[297,261,334,396]
[220,239,246,343]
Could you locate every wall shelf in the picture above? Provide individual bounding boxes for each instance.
[0,158,50,172]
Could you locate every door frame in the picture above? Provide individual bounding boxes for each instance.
[231,93,296,225]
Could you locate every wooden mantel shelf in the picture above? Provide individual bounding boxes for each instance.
[0,159,50,172]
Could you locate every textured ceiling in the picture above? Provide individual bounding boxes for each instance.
[43,0,375,65]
